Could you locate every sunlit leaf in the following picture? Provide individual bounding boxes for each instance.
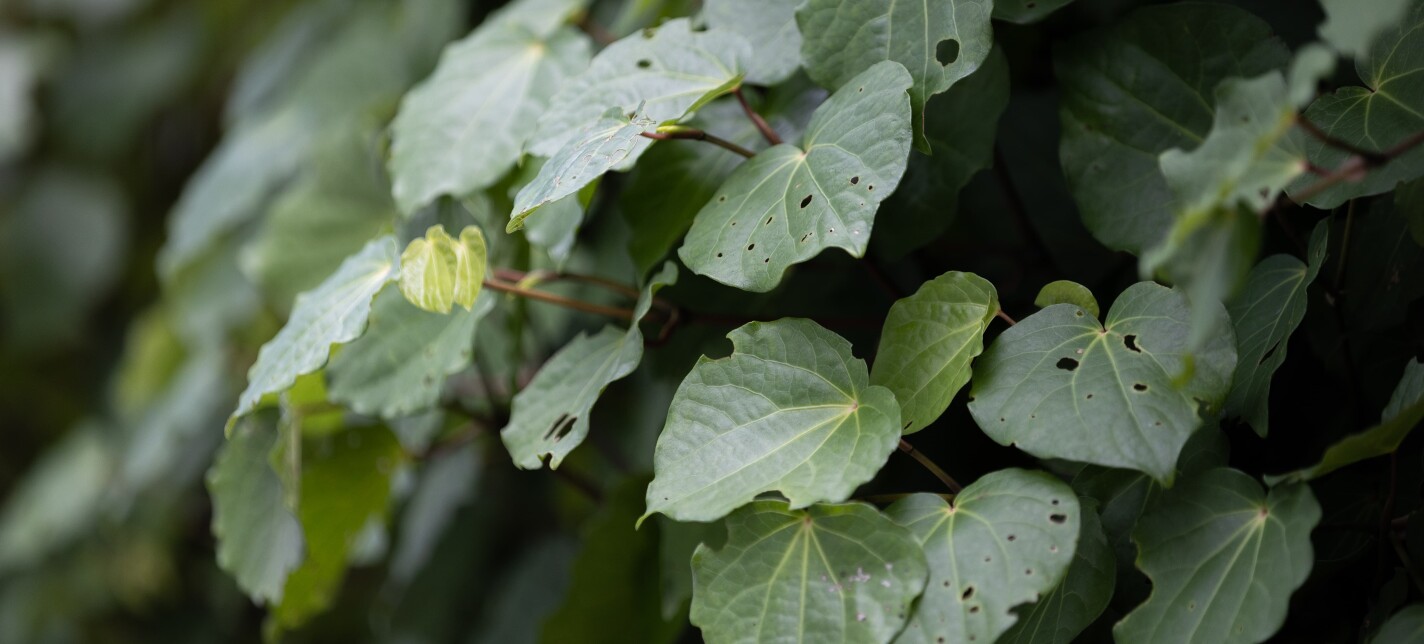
[870,271,997,434]
[678,61,912,292]
[887,469,1080,644]
[690,500,928,644]
[1114,468,1320,644]
[644,318,901,522]
[968,282,1237,483]
[399,225,487,314]
[798,0,992,151]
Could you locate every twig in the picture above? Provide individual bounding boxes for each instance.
[996,309,1017,326]
[484,278,637,320]
[1297,116,1389,163]
[1293,129,1424,203]
[898,439,963,494]
[733,87,782,145]
[860,492,956,505]
[642,127,755,158]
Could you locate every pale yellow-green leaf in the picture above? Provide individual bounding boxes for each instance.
[398,225,487,314]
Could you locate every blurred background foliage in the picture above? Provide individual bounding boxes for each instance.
[0,0,1420,642]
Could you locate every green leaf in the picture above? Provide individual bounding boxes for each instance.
[270,425,404,632]
[506,157,596,268]
[871,46,1009,258]
[1034,280,1099,319]
[967,282,1237,483]
[870,271,998,434]
[797,0,993,151]
[0,426,112,574]
[510,107,656,231]
[1288,0,1424,208]
[500,263,677,469]
[1113,468,1320,644]
[398,225,487,314]
[1224,222,1328,437]
[232,236,400,423]
[678,61,913,292]
[886,469,1081,644]
[998,497,1116,644]
[1373,604,1424,643]
[482,0,589,37]
[1267,359,1424,485]
[206,416,304,605]
[702,0,801,86]
[388,18,591,213]
[689,500,929,644]
[326,287,495,419]
[528,18,750,157]
[658,517,725,620]
[542,478,684,644]
[643,319,901,523]
[993,0,1073,24]
[1319,0,1413,61]
[1055,3,1289,254]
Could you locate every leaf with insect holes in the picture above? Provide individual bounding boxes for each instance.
[398,225,487,314]
[643,318,902,523]
[998,497,1115,644]
[678,61,912,292]
[231,236,400,424]
[387,16,591,214]
[689,500,929,644]
[1267,359,1424,485]
[797,0,992,152]
[702,0,801,86]
[528,18,750,157]
[967,282,1237,484]
[871,271,998,434]
[499,263,676,470]
[1287,0,1424,208]
[886,469,1080,644]
[1224,222,1327,437]
[1113,468,1320,644]
[1055,3,1290,254]
[509,107,655,232]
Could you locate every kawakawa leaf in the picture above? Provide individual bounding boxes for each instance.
[509,107,655,232]
[678,61,912,292]
[870,271,998,434]
[398,224,487,314]
[387,12,591,213]
[967,282,1237,483]
[1113,468,1320,644]
[1318,0,1412,59]
[643,318,902,523]
[1373,604,1424,643]
[528,18,750,157]
[500,263,676,469]
[797,0,992,151]
[702,0,801,86]
[689,500,929,644]
[1034,280,1098,319]
[998,497,1115,644]
[1267,359,1424,485]
[886,469,1081,644]
[232,236,400,424]
[1055,3,1289,254]
[1287,0,1424,208]
[207,415,304,606]
[1225,222,1328,437]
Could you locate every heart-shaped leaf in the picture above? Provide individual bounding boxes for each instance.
[1113,468,1320,644]
[510,107,655,231]
[644,318,902,522]
[528,18,750,157]
[797,0,992,151]
[207,416,304,606]
[398,225,487,314]
[689,500,929,644]
[678,61,912,292]
[1034,280,1098,319]
[886,469,1081,644]
[702,0,801,86]
[967,282,1237,483]
[870,271,998,434]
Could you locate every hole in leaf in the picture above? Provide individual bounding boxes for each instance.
[961,586,975,601]
[766,216,773,225]
[969,605,980,614]
[850,176,860,185]
[801,194,813,208]
[747,243,756,251]
[935,38,960,65]
[1133,383,1148,392]
[1259,342,1279,364]
[1055,357,1079,371]
[1124,334,1142,352]
[716,252,723,258]
[1085,393,1094,399]
[636,59,652,69]
[1051,498,1060,505]
[867,184,874,191]
[718,195,727,202]
[1075,310,1084,317]
[543,414,576,441]
[1007,534,1016,542]
[764,258,770,263]
[1050,513,1067,524]
[1025,569,1033,575]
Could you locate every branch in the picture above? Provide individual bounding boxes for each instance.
[1292,129,1424,203]
[483,278,637,320]
[1297,116,1388,163]
[995,309,1017,326]
[642,126,755,158]
[898,439,963,493]
[733,87,782,145]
